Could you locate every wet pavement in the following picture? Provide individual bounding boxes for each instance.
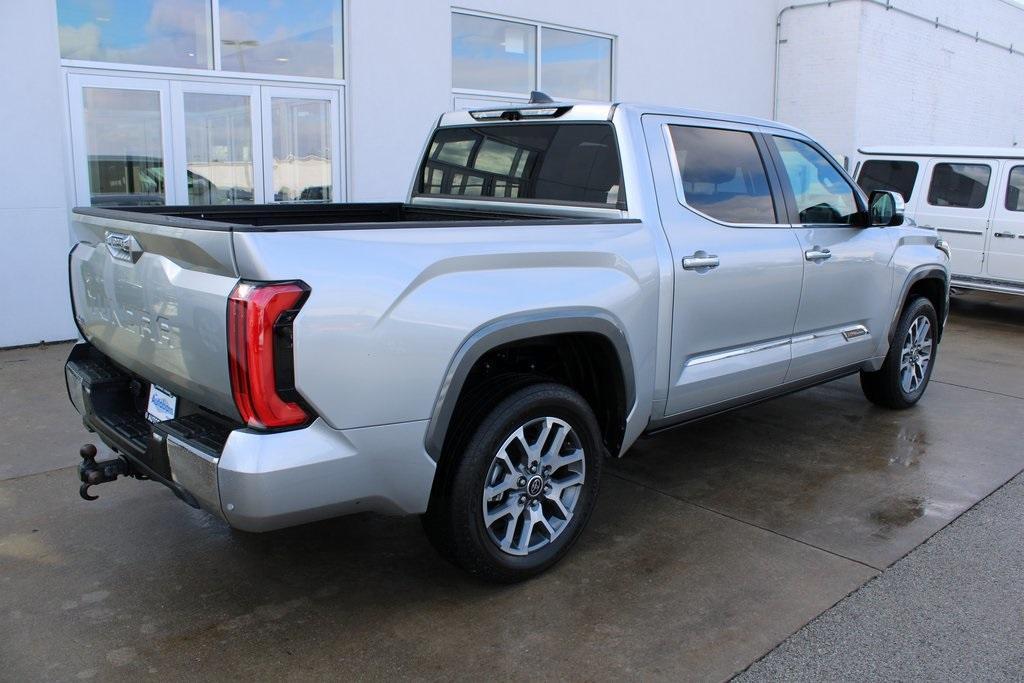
[1,292,1022,681]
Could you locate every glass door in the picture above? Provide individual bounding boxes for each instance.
[68,74,174,207]
[69,76,344,207]
[171,82,263,205]
[261,87,342,203]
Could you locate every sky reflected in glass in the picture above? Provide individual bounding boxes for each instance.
[219,0,343,78]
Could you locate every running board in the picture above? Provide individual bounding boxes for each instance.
[951,276,1024,296]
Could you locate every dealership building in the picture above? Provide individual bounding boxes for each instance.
[2,0,1023,347]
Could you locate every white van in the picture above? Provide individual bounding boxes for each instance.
[854,147,1024,295]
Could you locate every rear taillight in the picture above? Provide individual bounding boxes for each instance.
[228,281,311,429]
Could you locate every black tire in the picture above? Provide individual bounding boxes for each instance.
[860,297,939,409]
[423,382,603,583]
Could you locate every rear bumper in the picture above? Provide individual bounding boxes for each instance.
[65,343,437,531]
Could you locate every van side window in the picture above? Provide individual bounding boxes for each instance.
[858,160,919,201]
[667,126,776,224]
[773,136,858,225]
[1006,166,1024,212]
[927,163,991,209]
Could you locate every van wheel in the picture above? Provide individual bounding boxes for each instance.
[423,383,603,583]
[860,297,938,409]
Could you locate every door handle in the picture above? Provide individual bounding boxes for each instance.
[682,252,720,271]
[994,232,1017,239]
[805,247,832,262]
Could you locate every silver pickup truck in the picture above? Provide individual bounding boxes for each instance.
[65,99,950,582]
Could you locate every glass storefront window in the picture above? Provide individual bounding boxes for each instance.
[82,87,166,206]
[183,93,254,205]
[271,98,333,202]
[58,0,212,69]
[452,13,537,94]
[540,28,612,101]
[219,0,343,78]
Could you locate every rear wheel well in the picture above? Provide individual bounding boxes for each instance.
[904,277,947,340]
[440,333,628,465]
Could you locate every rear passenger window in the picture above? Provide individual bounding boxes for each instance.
[667,126,776,224]
[858,160,919,201]
[1006,166,1024,212]
[927,163,991,209]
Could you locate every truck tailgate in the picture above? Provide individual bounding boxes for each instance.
[69,209,241,420]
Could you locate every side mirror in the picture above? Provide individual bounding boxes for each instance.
[869,190,906,227]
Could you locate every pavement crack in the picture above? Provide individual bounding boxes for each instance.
[606,469,883,572]
[931,379,1024,401]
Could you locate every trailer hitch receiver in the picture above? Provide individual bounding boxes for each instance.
[78,444,130,501]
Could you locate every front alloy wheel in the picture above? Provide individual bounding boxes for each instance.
[899,315,933,394]
[860,296,939,409]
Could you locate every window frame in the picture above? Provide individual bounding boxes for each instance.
[450,9,615,103]
[662,123,788,228]
[411,121,627,210]
[1006,165,1024,213]
[58,0,346,86]
[766,133,868,227]
[926,161,994,210]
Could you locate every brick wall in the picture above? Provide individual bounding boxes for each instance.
[777,0,1024,159]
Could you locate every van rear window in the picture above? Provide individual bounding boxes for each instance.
[858,160,919,201]
[417,123,624,208]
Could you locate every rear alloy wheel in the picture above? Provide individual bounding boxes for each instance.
[860,297,939,409]
[424,383,603,582]
[482,416,586,556]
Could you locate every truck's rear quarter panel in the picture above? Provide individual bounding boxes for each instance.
[231,220,661,433]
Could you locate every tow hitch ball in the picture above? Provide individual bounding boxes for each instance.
[78,444,129,501]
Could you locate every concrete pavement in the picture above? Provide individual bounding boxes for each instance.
[0,291,1021,681]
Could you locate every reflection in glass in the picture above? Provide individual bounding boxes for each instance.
[1006,166,1024,212]
[669,126,775,224]
[58,0,212,69]
[927,163,991,209]
[420,124,623,206]
[83,87,165,206]
[541,28,612,101]
[452,13,536,94]
[272,98,332,202]
[774,137,857,224]
[184,93,254,205]
[219,0,343,78]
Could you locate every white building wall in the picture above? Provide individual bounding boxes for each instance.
[777,0,1024,159]
[3,0,1024,346]
[0,1,76,346]
[347,0,780,201]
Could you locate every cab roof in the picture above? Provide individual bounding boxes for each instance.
[438,101,806,136]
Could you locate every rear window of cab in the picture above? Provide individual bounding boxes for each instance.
[417,123,625,209]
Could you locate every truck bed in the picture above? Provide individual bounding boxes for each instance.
[72,202,585,231]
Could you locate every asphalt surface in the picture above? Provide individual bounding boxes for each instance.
[0,291,1022,681]
[739,470,1024,681]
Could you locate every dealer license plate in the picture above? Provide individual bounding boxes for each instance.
[146,384,177,423]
